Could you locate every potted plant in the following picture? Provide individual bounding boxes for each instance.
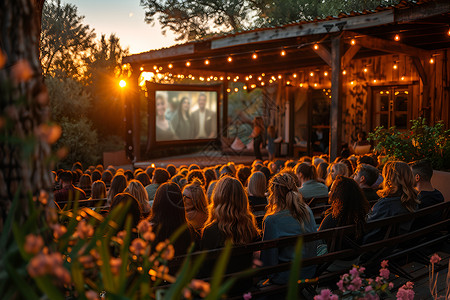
[368,117,450,200]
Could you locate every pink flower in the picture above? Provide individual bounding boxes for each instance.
[53,266,71,285]
[336,279,344,291]
[24,234,44,254]
[359,266,366,273]
[160,244,175,261]
[27,253,49,277]
[389,282,394,289]
[381,260,389,268]
[396,287,415,300]
[351,276,362,289]
[365,285,373,292]
[347,284,356,291]
[404,281,414,289]
[52,224,67,239]
[430,253,441,264]
[350,267,359,277]
[380,268,390,279]
[189,279,210,298]
[243,292,252,300]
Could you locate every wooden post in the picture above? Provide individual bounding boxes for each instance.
[222,75,229,139]
[130,69,141,162]
[307,87,313,156]
[288,85,295,157]
[145,82,156,156]
[330,35,343,161]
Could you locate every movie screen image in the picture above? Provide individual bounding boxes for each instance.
[155,90,217,141]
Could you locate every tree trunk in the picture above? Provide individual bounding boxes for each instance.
[0,0,51,227]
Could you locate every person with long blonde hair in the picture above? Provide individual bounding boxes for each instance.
[261,173,318,284]
[364,161,419,243]
[325,162,349,187]
[182,179,208,232]
[200,176,260,294]
[125,180,151,217]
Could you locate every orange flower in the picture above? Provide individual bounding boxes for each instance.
[129,238,147,256]
[0,50,6,69]
[27,253,48,277]
[110,257,122,275]
[54,265,71,285]
[38,190,49,205]
[189,279,210,298]
[85,291,99,300]
[75,220,94,239]
[11,59,33,82]
[137,220,152,233]
[52,224,67,239]
[142,231,155,242]
[36,123,62,145]
[24,234,44,255]
[160,244,175,261]
[79,255,95,269]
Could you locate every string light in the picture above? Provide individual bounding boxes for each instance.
[168,63,173,69]
[140,67,144,71]
[350,81,355,85]
[258,76,262,81]
[278,75,282,79]
[227,76,231,80]
[394,34,400,41]
[299,83,304,87]
[429,57,434,64]
[373,79,377,83]
[363,67,368,73]
[249,75,253,79]
[236,76,239,79]
[342,70,347,75]
[261,82,265,86]
[401,75,405,81]
[448,28,450,36]
[313,44,319,50]
[351,39,356,45]
[252,52,258,59]
[324,71,328,76]
[281,49,286,56]
[251,84,256,88]
[245,76,249,81]
[243,86,247,90]
[314,83,318,87]
[186,61,191,67]
[310,72,314,77]
[153,65,157,70]
[293,73,297,78]
[219,76,224,80]
[234,88,238,92]
[286,81,291,85]
[393,64,398,70]
[204,59,210,65]
[159,67,162,70]
[227,88,231,93]
[227,56,233,62]
[261,73,265,77]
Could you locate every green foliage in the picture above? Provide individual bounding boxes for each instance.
[55,117,99,169]
[141,0,401,41]
[40,0,96,79]
[368,118,450,170]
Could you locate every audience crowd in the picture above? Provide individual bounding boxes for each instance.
[52,153,445,294]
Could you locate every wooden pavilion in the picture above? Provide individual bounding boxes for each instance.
[123,0,450,162]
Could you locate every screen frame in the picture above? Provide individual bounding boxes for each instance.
[145,82,222,152]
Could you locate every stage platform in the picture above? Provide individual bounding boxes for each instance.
[119,151,264,170]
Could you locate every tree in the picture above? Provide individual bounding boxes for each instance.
[141,0,400,41]
[140,0,254,41]
[0,0,52,225]
[40,0,96,79]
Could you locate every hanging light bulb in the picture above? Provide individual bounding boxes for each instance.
[429,57,435,64]
[281,49,286,56]
[393,64,398,70]
[293,73,297,78]
[252,52,258,59]
[227,56,233,62]
[363,67,368,73]
[140,67,144,71]
[313,44,319,50]
[204,59,210,65]
[324,71,328,76]
[342,70,347,75]
[394,34,400,41]
[310,72,314,77]
[186,61,191,67]
[351,39,356,45]
[168,63,173,69]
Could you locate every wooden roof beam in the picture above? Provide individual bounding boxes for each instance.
[312,44,331,66]
[344,31,430,58]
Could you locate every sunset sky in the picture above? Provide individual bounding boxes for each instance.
[68,0,178,54]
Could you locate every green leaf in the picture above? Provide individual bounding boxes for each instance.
[34,276,65,300]
[205,241,232,300]
[286,237,303,300]
[0,189,20,253]
[3,257,40,300]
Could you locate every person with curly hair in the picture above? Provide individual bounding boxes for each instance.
[364,161,419,244]
[261,172,318,285]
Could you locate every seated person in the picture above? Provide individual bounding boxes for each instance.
[410,160,444,208]
[295,162,328,202]
[247,171,268,208]
[145,168,170,205]
[319,176,370,271]
[260,173,318,285]
[353,164,380,203]
[352,131,371,155]
[410,160,445,230]
[54,171,86,203]
[182,180,208,233]
[110,193,142,231]
[363,161,419,244]
[200,176,260,295]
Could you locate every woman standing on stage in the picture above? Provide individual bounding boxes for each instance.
[250,116,264,161]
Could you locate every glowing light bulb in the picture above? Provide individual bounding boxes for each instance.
[310,72,314,77]
[401,76,405,81]
[234,88,238,92]
[324,71,328,76]
[363,68,368,73]
[281,50,286,56]
[140,67,144,71]
[373,79,377,83]
[243,86,247,90]
[227,88,231,93]
[168,63,173,69]
[204,59,210,65]
[186,61,191,67]
[313,44,319,50]
[261,82,265,86]
[293,73,297,78]
[430,57,434,64]
[393,64,398,70]
[227,56,233,62]
[351,39,356,45]
[394,34,400,41]
[342,70,347,75]
[252,53,258,59]
[278,75,282,79]
[350,81,355,85]
[314,83,318,87]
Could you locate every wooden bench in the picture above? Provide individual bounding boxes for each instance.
[160,201,450,298]
[54,198,108,210]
